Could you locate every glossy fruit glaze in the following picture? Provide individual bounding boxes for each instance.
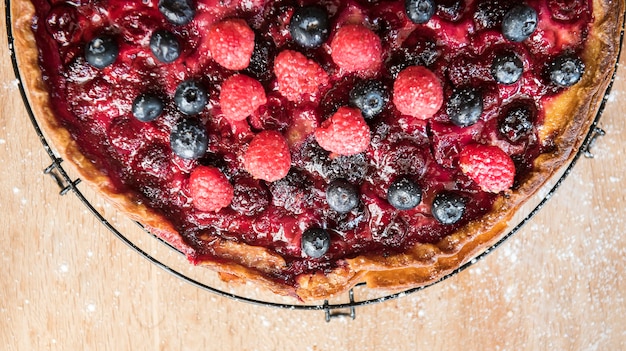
[31,0,591,283]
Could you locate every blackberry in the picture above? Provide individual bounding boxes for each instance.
[499,104,535,143]
[437,0,465,22]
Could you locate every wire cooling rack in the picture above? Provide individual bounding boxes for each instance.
[6,1,624,321]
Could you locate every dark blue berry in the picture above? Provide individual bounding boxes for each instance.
[326,179,360,213]
[132,94,164,122]
[502,5,538,42]
[170,118,208,159]
[85,35,118,69]
[349,80,389,119]
[289,6,330,48]
[158,0,195,25]
[387,177,422,210]
[491,52,524,85]
[174,80,207,115]
[432,192,466,225]
[405,0,436,24]
[548,55,584,87]
[301,228,330,258]
[150,30,180,63]
[447,87,483,127]
[499,104,534,142]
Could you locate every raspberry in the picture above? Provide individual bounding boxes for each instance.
[314,107,371,156]
[243,131,292,182]
[208,19,255,70]
[459,144,516,193]
[220,74,267,122]
[393,66,444,118]
[330,24,382,73]
[189,166,234,212]
[274,50,329,102]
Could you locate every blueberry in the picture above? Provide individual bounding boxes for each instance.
[85,35,118,69]
[326,178,360,213]
[499,104,534,142]
[548,55,584,87]
[301,228,330,258]
[132,93,164,122]
[502,5,538,42]
[405,0,436,24]
[289,6,330,48]
[349,80,389,119]
[432,192,466,225]
[387,177,422,210]
[170,118,208,159]
[447,87,483,127]
[491,52,524,85]
[174,80,207,115]
[150,30,180,63]
[158,0,195,25]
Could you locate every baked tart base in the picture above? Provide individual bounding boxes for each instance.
[11,0,625,301]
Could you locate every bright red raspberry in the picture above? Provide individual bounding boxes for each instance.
[220,74,267,122]
[330,24,382,73]
[314,107,371,156]
[393,66,444,119]
[208,19,255,70]
[459,144,516,193]
[274,50,329,102]
[243,131,292,182]
[189,166,234,212]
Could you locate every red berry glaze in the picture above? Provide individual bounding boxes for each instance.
[189,166,234,212]
[244,130,292,182]
[274,50,329,102]
[331,24,382,73]
[393,66,444,119]
[220,74,267,122]
[314,107,371,156]
[459,144,516,193]
[208,19,255,70]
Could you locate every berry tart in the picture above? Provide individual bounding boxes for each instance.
[12,0,624,300]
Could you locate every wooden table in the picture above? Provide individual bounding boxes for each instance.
[1,6,625,351]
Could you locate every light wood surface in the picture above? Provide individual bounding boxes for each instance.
[2,5,626,350]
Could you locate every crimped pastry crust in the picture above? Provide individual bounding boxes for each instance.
[11,0,624,301]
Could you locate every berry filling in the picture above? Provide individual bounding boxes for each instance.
[31,0,592,286]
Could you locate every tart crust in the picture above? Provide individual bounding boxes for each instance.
[11,0,625,301]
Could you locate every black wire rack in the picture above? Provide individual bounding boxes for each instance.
[6,1,624,321]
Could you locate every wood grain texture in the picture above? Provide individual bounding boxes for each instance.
[1,5,625,351]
